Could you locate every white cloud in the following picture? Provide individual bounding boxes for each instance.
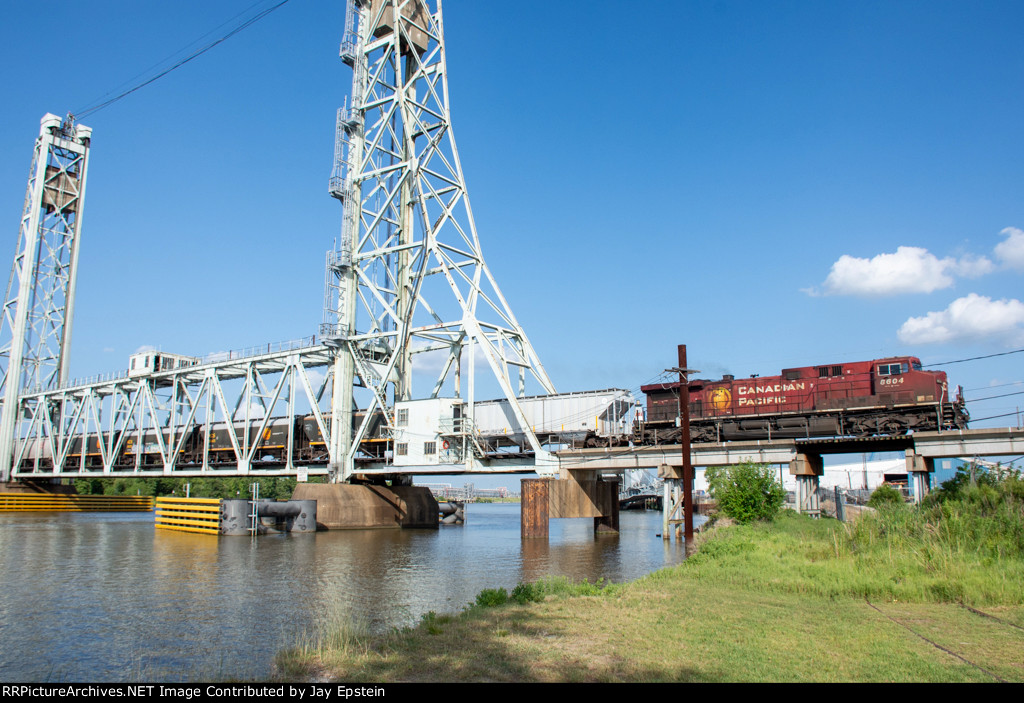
[994,226,1024,271]
[897,293,1024,345]
[950,253,995,278]
[812,246,995,297]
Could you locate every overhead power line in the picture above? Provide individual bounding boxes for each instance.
[75,0,291,119]
[965,390,1024,403]
[924,348,1024,368]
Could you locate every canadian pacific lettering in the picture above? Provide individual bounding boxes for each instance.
[735,382,805,406]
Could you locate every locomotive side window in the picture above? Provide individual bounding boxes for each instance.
[878,363,910,376]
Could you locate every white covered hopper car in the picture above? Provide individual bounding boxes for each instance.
[392,389,638,466]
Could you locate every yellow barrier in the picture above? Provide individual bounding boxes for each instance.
[155,497,221,535]
[0,494,154,512]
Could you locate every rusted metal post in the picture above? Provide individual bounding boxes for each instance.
[678,345,694,540]
[662,476,671,540]
[521,478,549,539]
[594,477,620,534]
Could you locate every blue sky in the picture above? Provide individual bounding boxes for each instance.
[1,0,1023,446]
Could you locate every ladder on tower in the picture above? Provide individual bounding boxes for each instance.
[348,341,394,429]
[339,0,359,66]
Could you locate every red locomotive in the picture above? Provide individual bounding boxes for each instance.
[638,355,968,443]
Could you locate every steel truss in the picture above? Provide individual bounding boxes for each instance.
[10,344,337,478]
[0,114,91,481]
[324,0,556,480]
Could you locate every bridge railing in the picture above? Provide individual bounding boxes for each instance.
[200,336,318,364]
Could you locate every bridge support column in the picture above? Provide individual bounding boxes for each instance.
[790,453,823,517]
[658,464,692,541]
[520,472,618,539]
[521,478,550,539]
[593,477,620,534]
[905,449,934,504]
[291,483,437,529]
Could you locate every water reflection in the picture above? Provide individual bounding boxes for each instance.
[0,504,700,682]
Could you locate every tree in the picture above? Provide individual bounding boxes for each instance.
[705,461,787,524]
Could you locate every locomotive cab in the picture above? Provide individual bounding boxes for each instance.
[872,356,944,404]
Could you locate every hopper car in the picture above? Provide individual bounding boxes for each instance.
[14,388,637,470]
[15,412,386,471]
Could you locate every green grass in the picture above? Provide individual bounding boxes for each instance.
[675,510,1024,605]
[272,485,1024,683]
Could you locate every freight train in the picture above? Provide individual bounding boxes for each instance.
[15,413,381,471]
[15,389,636,470]
[635,355,968,444]
[14,355,967,471]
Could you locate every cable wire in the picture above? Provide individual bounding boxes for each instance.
[923,348,1024,367]
[75,0,292,119]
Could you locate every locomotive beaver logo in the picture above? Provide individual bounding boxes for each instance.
[708,387,732,412]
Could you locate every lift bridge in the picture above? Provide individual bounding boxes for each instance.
[0,0,639,484]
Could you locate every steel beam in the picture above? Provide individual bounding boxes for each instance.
[8,342,334,478]
[557,441,799,472]
[910,427,1024,459]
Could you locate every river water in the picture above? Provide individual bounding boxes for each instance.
[0,504,700,682]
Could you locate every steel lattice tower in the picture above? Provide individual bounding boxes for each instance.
[323,0,555,481]
[0,113,92,481]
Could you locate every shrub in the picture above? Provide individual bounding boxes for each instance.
[511,582,544,604]
[474,587,508,608]
[867,483,905,508]
[705,461,786,524]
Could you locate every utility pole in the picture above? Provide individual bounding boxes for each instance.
[666,344,696,541]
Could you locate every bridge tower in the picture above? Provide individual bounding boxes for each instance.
[0,114,92,482]
[322,0,555,481]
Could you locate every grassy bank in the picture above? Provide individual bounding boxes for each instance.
[275,491,1024,682]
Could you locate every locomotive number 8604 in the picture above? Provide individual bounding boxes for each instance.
[637,355,968,444]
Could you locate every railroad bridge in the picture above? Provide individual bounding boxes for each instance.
[1,1,1021,535]
[554,426,1024,530]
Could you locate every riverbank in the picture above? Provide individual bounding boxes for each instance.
[274,511,1024,682]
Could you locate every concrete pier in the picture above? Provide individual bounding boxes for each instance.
[790,452,824,516]
[291,483,438,529]
[520,472,619,538]
[905,449,934,503]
